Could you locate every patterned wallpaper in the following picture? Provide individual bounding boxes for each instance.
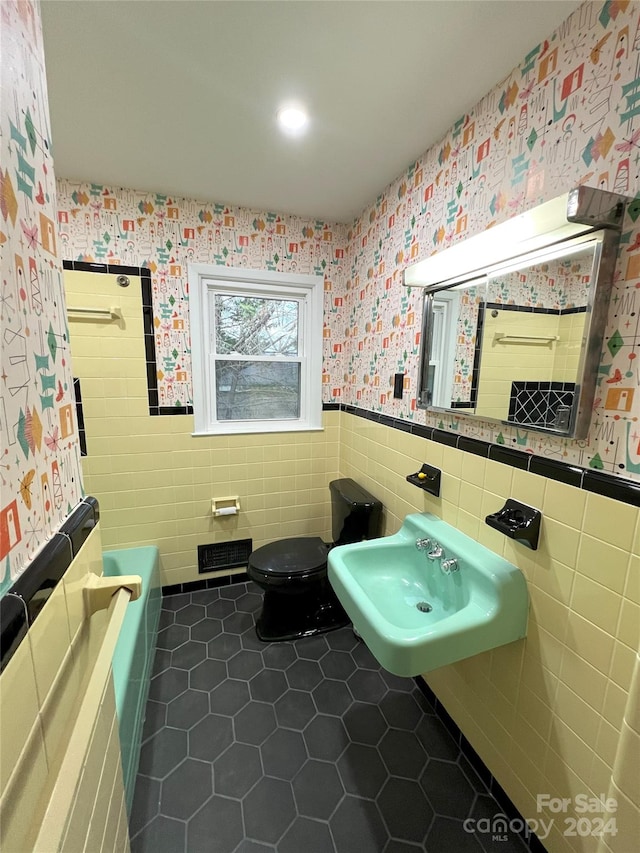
[345,0,640,479]
[486,251,592,309]
[56,182,348,408]
[0,0,83,588]
[55,2,640,480]
[451,287,482,406]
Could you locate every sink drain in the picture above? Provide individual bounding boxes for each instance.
[416,601,433,613]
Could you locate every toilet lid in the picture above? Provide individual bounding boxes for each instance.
[249,537,328,576]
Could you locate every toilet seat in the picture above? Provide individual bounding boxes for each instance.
[248,537,327,579]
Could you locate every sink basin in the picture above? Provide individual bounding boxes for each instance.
[328,513,528,676]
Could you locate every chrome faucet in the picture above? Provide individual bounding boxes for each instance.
[426,542,444,561]
[417,537,459,573]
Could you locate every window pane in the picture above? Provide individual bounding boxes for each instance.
[214,295,299,356]
[215,360,301,420]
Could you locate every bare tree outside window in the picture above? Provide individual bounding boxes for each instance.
[213,295,301,420]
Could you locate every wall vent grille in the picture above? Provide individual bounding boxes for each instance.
[198,539,253,574]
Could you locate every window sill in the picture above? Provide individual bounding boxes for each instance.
[192,423,324,437]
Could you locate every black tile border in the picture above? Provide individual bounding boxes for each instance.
[63,261,189,418]
[156,405,193,416]
[412,422,434,440]
[469,300,485,409]
[432,428,458,448]
[63,260,144,278]
[529,457,584,488]
[0,594,29,674]
[583,468,640,504]
[458,435,489,457]
[340,404,640,508]
[488,444,530,470]
[0,497,100,673]
[11,535,73,626]
[414,678,548,852]
[60,496,100,556]
[162,571,249,597]
[486,301,588,316]
[73,377,87,457]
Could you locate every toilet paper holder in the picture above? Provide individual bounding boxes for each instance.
[212,496,240,517]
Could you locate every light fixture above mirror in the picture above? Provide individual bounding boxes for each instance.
[403,187,629,439]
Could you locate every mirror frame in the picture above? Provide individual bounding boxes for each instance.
[405,187,628,440]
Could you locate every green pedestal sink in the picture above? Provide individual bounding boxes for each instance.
[327,513,529,676]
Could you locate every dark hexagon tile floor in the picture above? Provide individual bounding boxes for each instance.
[130,583,528,853]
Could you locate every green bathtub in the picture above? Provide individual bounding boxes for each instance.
[103,546,161,813]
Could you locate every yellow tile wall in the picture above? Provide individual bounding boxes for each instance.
[601,651,640,853]
[339,409,639,853]
[0,523,129,852]
[474,310,584,422]
[64,270,340,587]
[476,311,560,420]
[53,675,130,853]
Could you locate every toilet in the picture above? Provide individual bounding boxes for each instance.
[248,478,382,641]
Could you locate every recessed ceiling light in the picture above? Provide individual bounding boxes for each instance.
[277,105,309,133]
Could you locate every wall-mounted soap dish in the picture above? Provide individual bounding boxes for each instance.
[406,463,441,497]
[485,499,541,550]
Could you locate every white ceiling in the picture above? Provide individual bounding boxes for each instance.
[41,0,581,224]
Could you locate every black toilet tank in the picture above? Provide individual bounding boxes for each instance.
[329,478,382,545]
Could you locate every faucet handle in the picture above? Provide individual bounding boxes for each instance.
[427,542,444,561]
[441,558,459,574]
[416,537,433,551]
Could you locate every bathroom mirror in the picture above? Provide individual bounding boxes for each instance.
[404,187,628,439]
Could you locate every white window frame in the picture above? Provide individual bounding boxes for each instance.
[189,264,324,435]
[430,292,459,408]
